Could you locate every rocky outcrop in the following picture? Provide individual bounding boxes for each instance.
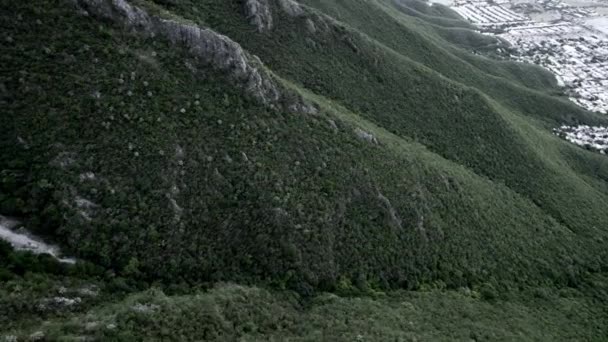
[245,0,273,32]
[0,216,76,264]
[305,18,316,33]
[278,0,304,17]
[75,0,318,113]
[378,193,403,230]
[354,128,379,144]
[76,0,280,106]
[245,0,308,31]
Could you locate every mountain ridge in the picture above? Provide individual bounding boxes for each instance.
[2,0,608,339]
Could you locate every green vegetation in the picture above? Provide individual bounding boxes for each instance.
[1,0,608,339]
[6,282,608,341]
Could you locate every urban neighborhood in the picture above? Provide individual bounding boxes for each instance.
[442,0,608,153]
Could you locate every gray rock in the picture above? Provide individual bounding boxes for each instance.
[77,0,280,105]
[29,332,45,341]
[278,0,304,17]
[327,119,339,131]
[131,303,160,313]
[76,0,318,114]
[354,128,378,144]
[244,0,273,32]
[378,193,402,230]
[288,101,318,115]
[305,18,316,33]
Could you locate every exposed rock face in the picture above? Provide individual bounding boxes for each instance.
[354,128,379,144]
[76,0,280,106]
[245,0,273,32]
[305,18,316,33]
[0,216,76,264]
[278,0,304,17]
[288,101,318,115]
[378,193,403,230]
[75,0,318,113]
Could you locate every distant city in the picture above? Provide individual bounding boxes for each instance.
[437,0,608,115]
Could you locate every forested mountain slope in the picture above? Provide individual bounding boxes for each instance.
[1,0,608,340]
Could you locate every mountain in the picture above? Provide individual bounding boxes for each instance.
[1,0,608,340]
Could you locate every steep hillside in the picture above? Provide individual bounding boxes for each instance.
[1,0,608,340]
